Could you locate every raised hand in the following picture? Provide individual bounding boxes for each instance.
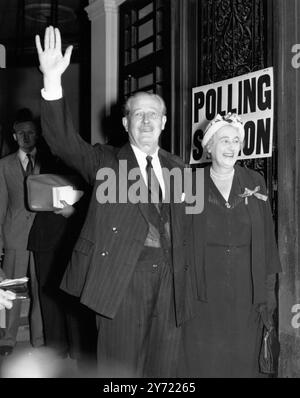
[35,26,73,90]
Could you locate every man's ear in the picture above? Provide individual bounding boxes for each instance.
[122,117,128,132]
[161,116,167,131]
[13,133,17,142]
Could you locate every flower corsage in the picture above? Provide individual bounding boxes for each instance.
[239,186,268,205]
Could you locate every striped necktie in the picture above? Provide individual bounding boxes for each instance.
[25,154,34,176]
[146,155,162,210]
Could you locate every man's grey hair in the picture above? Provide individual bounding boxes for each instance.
[123,91,167,117]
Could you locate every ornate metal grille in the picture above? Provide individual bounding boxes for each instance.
[198,0,277,219]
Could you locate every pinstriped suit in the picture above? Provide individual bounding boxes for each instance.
[41,97,194,376]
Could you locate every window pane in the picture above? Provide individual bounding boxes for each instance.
[156,34,163,50]
[156,84,163,97]
[138,73,154,89]
[138,3,153,19]
[156,66,163,82]
[131,48,137,63]
[131,9,137,24]
[125,51,130,65]
[131,26,137,47]
[124,79,130,95]
[125,30,130,50]
[131,77,137,92]
[156,0,164,9]
[156,10,163,33]
[138,19,153,42]
[124,13,131,29]
[138,42,153,59]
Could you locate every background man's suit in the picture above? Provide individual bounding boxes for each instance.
[27,153,97,361]
[0,151,44,348]
[41,97,194,377]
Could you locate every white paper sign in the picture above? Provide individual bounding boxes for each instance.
[190,67,274,164]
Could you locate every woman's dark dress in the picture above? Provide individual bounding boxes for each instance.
[180,173,264,378]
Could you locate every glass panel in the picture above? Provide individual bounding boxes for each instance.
[124,79,129,95]
[125,51,130,66]
[156,66,163,82]
[124,14,131,29]
[131,48,137,63]
[131,26,137,47]
[156,84,163,97]
[131,9,137,24]
[138,3,153,19]
[156,0,164,9]
[124,30,130,50]
[156,10,163,33]
[138,42,154,59]
[138,20,153,42]
[156,34,163,50]
[131,77,137,92]
[138,73,154,89]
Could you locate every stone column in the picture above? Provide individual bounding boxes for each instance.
[85,0,126,144]
[274,0,300,378]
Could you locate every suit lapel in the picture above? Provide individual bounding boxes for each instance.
[158,150,184,247]
[33,152,41,174]
[10,153,25,182]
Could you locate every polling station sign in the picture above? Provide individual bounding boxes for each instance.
[190,67,274,164]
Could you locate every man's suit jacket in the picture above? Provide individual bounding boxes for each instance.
[27,154,88,253]
[0,151,39,277]
[41,97,194,326]
[0,152,39,251]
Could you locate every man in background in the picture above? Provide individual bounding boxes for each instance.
[0,109,44,356]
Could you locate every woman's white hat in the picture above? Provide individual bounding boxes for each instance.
[202,113,245,148]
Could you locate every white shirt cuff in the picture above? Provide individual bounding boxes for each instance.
[41,87,63,101]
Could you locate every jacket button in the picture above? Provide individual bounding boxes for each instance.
[112,227,118,233]
[152,264,158,269]
[101,251,108,257]
[184,264,189,270]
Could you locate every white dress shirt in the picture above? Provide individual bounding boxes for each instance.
[131,144,165,199]
[18,148,37,171]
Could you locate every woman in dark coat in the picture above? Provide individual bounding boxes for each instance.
[179,113,281,378]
